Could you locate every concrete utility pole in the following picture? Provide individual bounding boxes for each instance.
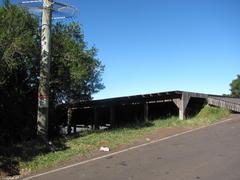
[37,0,53,139]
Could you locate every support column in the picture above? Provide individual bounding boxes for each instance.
[144,102,149,122]
[173,92,190,120]
[110,106,115,129]
[93,107,99,130]
[73,110,77,134]
[67,108,72,134]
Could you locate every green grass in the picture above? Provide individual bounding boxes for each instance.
[1,105,230,176]
[152,105,231,128]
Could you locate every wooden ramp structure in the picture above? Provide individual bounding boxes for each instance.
[208,96,240,112]
[58,91,240,133]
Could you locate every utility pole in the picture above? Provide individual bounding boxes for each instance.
[37,0,52,139]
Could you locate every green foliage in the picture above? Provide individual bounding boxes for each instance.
[0,3,39,86]
[0,3,39,144]
[0,3,104,143]
[230,74,240,97]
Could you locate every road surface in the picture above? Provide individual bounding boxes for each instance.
[23,114,240,180]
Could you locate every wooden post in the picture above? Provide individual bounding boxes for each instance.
[67,108,72,134]
[110,106,115,128]
[144,102,149,122]
[180,92,190,120]
[173,92,190,120]
[73,113,77,134]
[93,107,99,130]
[91,108,94,130]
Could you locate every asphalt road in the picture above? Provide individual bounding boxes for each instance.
[23,114,240,180]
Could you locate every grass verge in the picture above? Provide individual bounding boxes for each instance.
[0,105,230,177]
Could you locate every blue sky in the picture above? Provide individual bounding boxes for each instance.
[9,0,240,99]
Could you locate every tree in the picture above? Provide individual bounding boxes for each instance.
[50,22,105,105]
[48,23,105,136]
[230,75,240,98]
[0,2,39,143]
[0,1,39,87]
[0,2,104,143]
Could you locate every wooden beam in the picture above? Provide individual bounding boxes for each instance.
[173,99,181,109]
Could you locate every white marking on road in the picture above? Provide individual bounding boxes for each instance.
[22,117,233,180]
